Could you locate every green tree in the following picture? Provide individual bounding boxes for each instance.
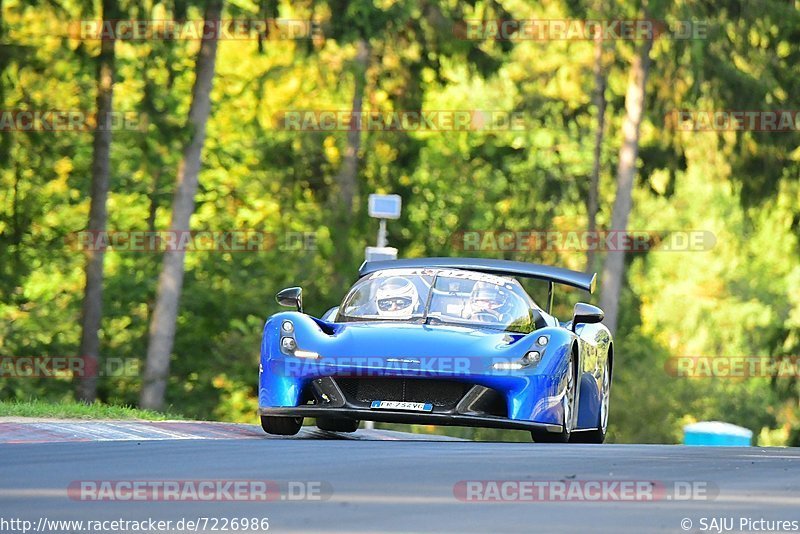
[77,0,117,402]
[141,0,223,409]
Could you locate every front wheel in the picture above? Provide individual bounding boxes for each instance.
[316,417,360,433]
[571,358,611,444]
[260,415,303,436]
[531,355,576,443]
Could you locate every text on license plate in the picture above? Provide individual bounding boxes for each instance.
[370,401,433,412]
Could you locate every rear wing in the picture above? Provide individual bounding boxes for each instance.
[358,257,596,314]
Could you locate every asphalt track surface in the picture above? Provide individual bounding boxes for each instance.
[1,421,799,533]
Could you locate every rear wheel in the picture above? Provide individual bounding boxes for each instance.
[571,358,611,444]
[260,415,303,436]
[531,355,576,443]
[316,417,360,433]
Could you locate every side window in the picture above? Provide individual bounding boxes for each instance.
[503,295,535,333]
[342,282,371,315]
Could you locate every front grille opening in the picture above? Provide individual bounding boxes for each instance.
[334,377,471,408]
[299,383,318,405]
[465,387,508,418]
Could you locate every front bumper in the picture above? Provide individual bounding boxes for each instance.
[258,405,562,433]
[259,375,562,433]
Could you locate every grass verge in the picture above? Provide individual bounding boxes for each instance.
[0,399,183,421]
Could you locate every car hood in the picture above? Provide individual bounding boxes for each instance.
[315,321,527,360]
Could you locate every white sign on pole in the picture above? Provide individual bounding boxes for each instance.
[368,194,402,220]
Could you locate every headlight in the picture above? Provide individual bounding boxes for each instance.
[522,351,541,365]
[280,335,319,359]
[281,320,294,333]
[536,336,549,346]
[492,361,526,371]
[293,349,321,359]
[280,337,297,353]
[492,351,542,371]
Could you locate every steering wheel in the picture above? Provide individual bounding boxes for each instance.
[473,311,500,323]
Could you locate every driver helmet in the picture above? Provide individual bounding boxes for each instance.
[469,282,509,316]
[375,277,419,317]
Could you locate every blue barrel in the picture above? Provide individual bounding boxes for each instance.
[683,421,753,446]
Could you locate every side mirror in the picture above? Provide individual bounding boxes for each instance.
[571,302,604,332]
[276,287,303,312]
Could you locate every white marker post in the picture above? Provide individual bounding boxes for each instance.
[364,194,402,429]
[365,194,401,263]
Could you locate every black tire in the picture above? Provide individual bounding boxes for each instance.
[570,358,611,444]
[260,415,303,436]
[530,428,570,443]
[531,354,577,443]
[316,417,360,433]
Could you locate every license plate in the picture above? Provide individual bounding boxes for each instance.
[370,400,433,412]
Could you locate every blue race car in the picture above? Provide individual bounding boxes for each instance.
[258,258,613,443]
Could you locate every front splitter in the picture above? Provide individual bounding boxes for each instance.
[259,406,562,433]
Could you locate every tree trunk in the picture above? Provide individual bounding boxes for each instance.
[586,32,607,275]
[598,37,653,333]
[335,38,369,213]
[76,0,116,402]
[329,38,369,290]
[140,0,222,409]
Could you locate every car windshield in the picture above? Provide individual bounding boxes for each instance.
[336,268,538,333]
